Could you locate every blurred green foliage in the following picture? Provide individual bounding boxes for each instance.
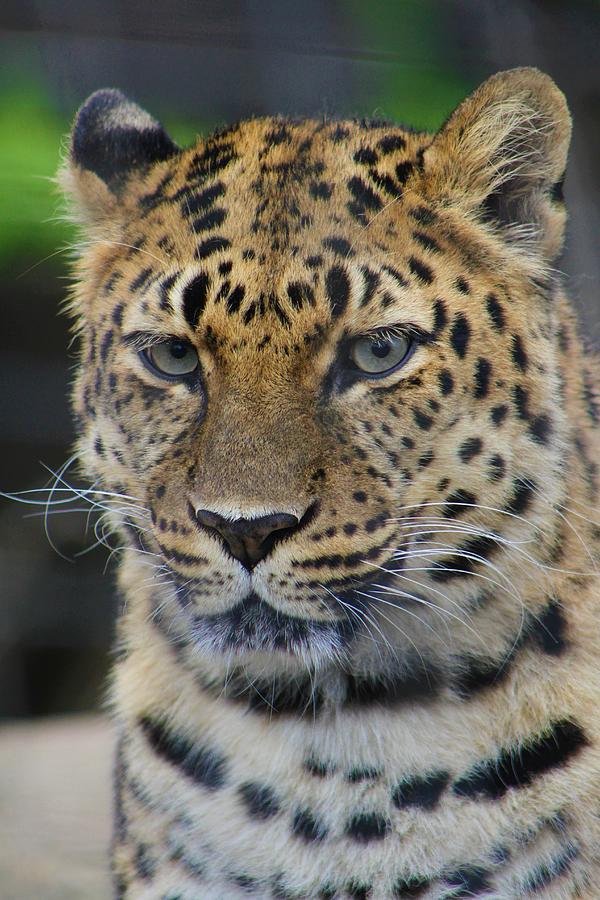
[0,81,70,267]
[0,6,472,269]
[0,78,206,270]
[351,0,473,128]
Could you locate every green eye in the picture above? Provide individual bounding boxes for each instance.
[350,331,413,375]
[144,339,199,378]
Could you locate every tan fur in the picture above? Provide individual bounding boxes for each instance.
[61,69,600,898]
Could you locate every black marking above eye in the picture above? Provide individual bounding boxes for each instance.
[450,313,471,358]
[360,267,380,307]
[432,298,448,334]
[511,334,528,372]
[182,273,211,329]
[325,266,351,319]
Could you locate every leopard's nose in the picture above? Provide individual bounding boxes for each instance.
[194,509,301,570]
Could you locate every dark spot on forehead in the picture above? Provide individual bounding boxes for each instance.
[129,267,154,292]
[511,334,528,372]
[377,134,406,154]
[432,298,447,334]
[395,160,414,184]
[187,142,237,179]
[410,205,437,225]
[310,180,333,200]
[486,293,505,331]
[287,281,315,310]
[225,284,246,316]
[323,236,353,257]
[360,267,380,307]
[353,147,378,165]
[190,207,227,233]
[413,231,440,254]
[182,182,226,217]
[265,124,291,145]
[491,404,508,426]
[243,302,256,324]
[347,176,383,213]
[195,237,231,259]
[382,265,407,289]
[474,357,492,399]
[408,256,433,284]
[182,273,211,329]
[325,266,351,319]
[449,314,471,358]
[331,125,350,142]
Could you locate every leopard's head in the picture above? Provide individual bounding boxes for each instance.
[61,69,571,684]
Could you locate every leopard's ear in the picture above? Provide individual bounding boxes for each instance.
[421,68,571,261]
[60,89,179,228]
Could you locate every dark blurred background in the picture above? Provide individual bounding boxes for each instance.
[1,0,599,719]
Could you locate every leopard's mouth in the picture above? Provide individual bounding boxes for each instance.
[169,554,408,659]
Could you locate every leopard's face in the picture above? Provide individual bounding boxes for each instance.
[64,71,571,675]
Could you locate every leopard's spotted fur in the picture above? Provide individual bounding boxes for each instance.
[61,69,600,898]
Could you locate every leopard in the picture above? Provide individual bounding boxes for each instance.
[59,68,600,898]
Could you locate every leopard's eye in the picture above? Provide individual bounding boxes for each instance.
[144,339,199,378]
[350,331,413,376]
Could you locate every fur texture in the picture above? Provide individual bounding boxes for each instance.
[61,69,600,898]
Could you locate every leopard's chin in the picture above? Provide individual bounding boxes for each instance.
[186,592,356,662]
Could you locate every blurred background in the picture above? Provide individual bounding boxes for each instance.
[1,0,599,722]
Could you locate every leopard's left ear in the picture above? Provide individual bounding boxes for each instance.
[60,89,179,229]
[421,68,571,261]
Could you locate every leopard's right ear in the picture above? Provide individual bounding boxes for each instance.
[60,89,179,228]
